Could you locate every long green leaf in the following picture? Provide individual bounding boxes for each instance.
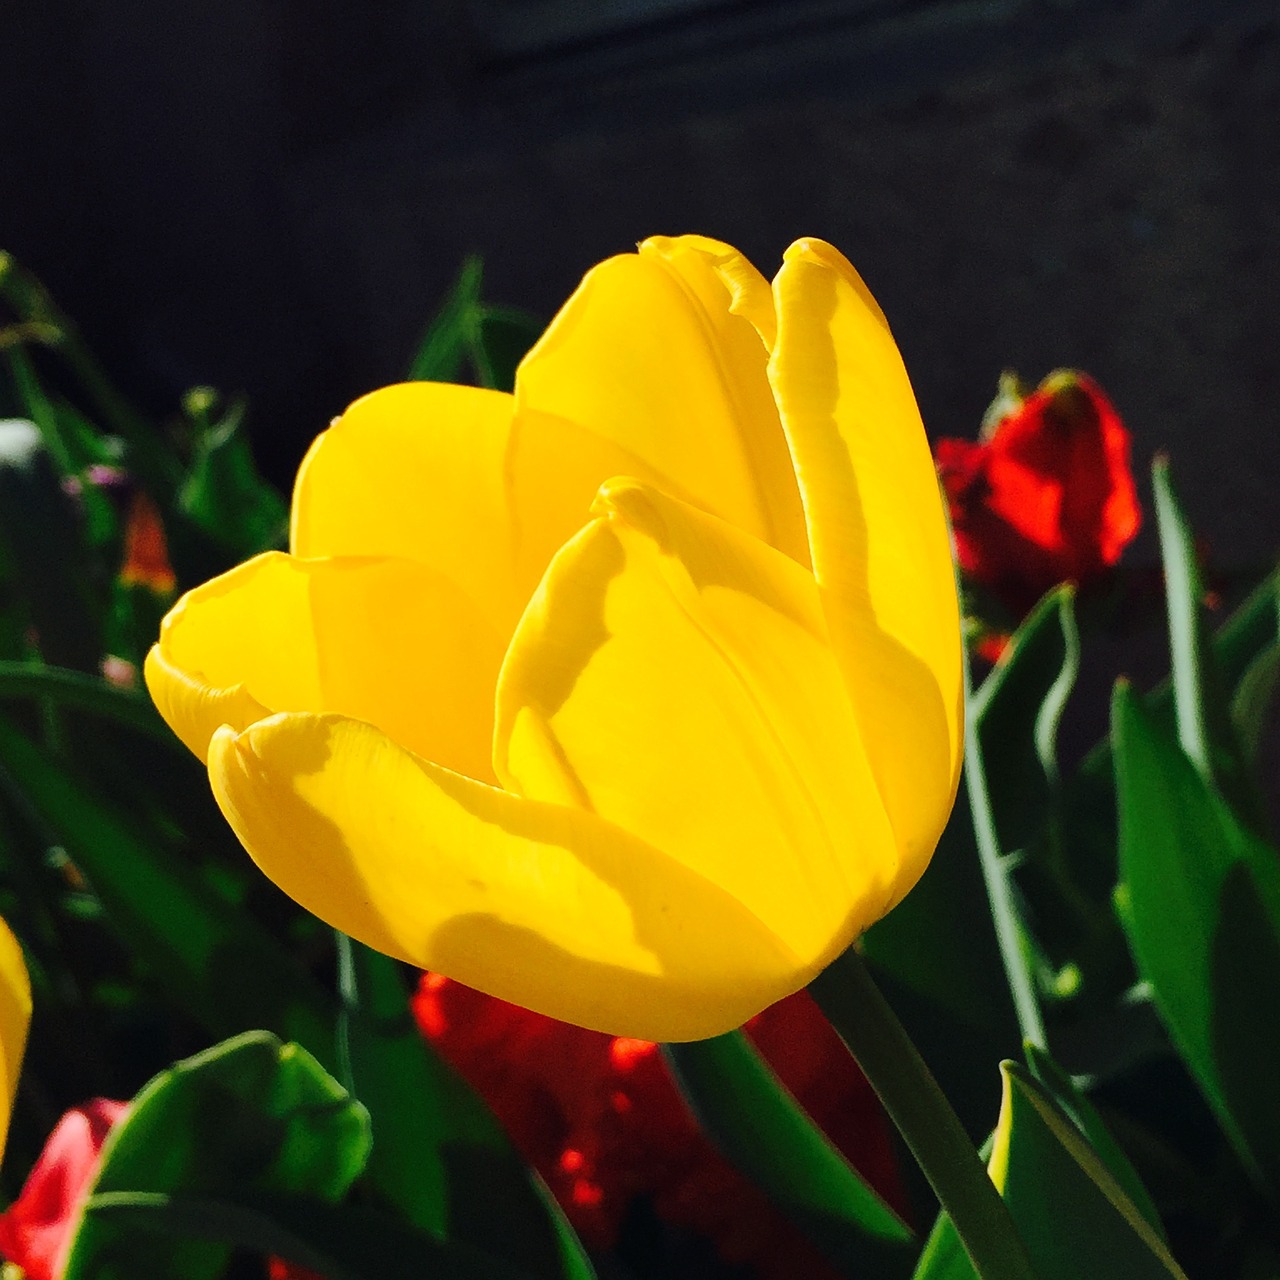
[0,661,171,743]
[1151,456,1258,827]
[1113,682,1280,1194]
[664,1030,912,1271]
[970,586,1079,852]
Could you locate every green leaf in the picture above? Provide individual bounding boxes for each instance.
[406,258,543,393]
[1230,639,1280,766]
[0,660,171,743]
[1113,682,1280,1193]
[5,344,80,478]
[1022,1043,1163,1236]
[408,256,486,383]
[0,712,335,1055]
[1214,565,1280,692]
[85,1189,529,1280]
[471,305,544,393]
[336,938,596,1280]
[960,600,1057,1049]
[663,1030,912,1272]
[914,1064,1186,1280]
[970,586,1079,853]
[66,1031,371,1280]
[177,394,287,556]
[1151,456,1260,828]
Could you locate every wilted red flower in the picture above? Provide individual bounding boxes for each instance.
[936,370,1141,617]
[119,491,177,595]
[0,1098,127,1280]
[0,1100,324,1280]
[412,975,904,1278]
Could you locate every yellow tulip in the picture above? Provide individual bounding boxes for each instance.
[145,236,962,1041]
[0,917,31,1159]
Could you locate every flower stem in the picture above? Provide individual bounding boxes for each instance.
[810,949,1037,1280]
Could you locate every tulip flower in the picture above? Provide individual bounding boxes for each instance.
[146,236,962,1041]
[937,370,1141,617]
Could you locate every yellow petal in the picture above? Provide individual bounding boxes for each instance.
[514,237,808,564]
[208,713,801,1040]
[146,552,504,781]
[769,239,963,901]
[640,234,778,352]
[290,382,523,638]
[496,480,899,966]
[0,917,31,1161]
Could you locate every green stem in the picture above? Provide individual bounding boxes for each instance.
[810,949,1037,1280]
[963,642,1048,1051]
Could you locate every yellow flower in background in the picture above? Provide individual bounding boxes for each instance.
[145,236,962,1041]
[0,917,31,1159]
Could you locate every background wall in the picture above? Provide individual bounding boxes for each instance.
[2,0,1276,568]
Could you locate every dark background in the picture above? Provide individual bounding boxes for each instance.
[2,0,1277,567]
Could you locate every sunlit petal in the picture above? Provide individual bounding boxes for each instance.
[514,237,807,564]
[497,480,898,962]
[208,713,801,1041]
[769,238,962,899]
[146,552,504,780]
[290,381,523,638]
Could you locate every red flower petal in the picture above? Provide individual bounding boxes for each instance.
[412,975,905,1278]
[0,1098,128,1280]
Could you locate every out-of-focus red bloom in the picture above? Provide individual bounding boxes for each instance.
[118,491,177,595]
[0,1098,127,1280]
[0,1100,324,1280]
[266,1261,326,1280]
[936,370,1141,616]
[413,975,904,1279]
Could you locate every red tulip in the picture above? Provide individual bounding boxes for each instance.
[937,370,1141,617]
[413,975,904,1278]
